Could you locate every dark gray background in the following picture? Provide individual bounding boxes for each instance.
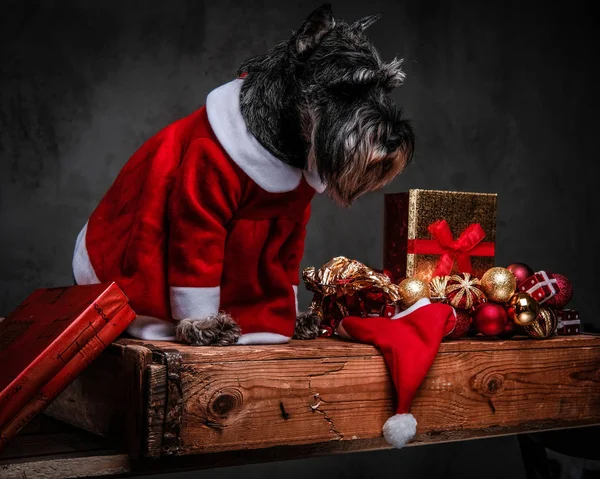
[0,0,596,477]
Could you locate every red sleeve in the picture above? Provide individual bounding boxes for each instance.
[282,203,311,287]
[167,138,243,320]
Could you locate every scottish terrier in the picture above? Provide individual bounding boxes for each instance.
[72,4,414,346]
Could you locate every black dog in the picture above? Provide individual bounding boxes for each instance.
[72,4,414,346]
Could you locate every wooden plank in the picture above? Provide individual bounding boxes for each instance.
[437,334,600,353]
[44,345,128,438]
[0,453,131,479]
[115,334,600,364]
[39,334,600,459]
[144,364,167,457]
[0,416,115,460]
[0,431,113,460]
[122,344,154,459]
[0,416,126,478]
[44,342,154,455]
[2,422,599,478]
[128,437,393,475]
[173,340,600,455]
[178,355,391,454]
[46,342,154,455]
[412,346,600,444]
[0,438,388,479]
[0,434,388,478]
[12,414,75,437]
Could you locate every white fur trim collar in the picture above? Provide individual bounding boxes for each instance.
[206,79,326,194]
[391,298,432,319]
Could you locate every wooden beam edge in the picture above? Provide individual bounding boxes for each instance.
[4,420,600,478]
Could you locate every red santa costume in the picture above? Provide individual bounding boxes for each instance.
[72,79,326,345]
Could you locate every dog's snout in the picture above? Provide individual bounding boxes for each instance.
[386,133,402,152]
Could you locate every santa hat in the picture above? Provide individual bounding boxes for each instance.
[337,298,456,448]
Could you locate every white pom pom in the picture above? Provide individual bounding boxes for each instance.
[382,413,417,448]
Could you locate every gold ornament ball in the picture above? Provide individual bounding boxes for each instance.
[524,306,558,339]
[398,277,431,308]
[506,292,540,326]
[480,267,517,303]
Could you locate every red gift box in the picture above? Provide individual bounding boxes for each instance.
[555,309,580,335]
[384,189,497,283]
[518,271,558,304]
[0,283,135,452]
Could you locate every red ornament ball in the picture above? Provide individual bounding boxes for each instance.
[498,319,518,339]
[507,263,534,286]
[472,303,508,336]
[445,273,486,309]
[446,309,472,339]
[545,273,573,309]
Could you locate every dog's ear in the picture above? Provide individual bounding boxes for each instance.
[350,14,381,33]
[294,4,336,55]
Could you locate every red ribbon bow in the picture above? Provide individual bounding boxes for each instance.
[407,220,495,277]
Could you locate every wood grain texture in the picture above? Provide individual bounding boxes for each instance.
[47,342,154,457]
[144,363,167,457]
[122,344,153,459]
[1,416,599,478]
[0,416,115,461]
[41,334,600,459]
[172,336,600,455]
[116,334,600,364]
[411,346,600,443]
[0,438,389,479]
[44,345,127,438]
[0,453,131,479]
[178,355,393,454]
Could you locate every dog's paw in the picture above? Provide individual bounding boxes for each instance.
[293,310,322,340]
[175,312,241,346]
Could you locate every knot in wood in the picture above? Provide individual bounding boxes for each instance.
[209,389,243,417]
[482,373,505,397]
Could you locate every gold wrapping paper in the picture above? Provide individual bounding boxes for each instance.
[384,189,497,283]
[303,256,400,335]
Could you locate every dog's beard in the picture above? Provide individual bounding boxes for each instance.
[306,105,414,207]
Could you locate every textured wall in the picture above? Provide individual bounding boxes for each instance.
[1,0,597,323]
[0,0,595,476]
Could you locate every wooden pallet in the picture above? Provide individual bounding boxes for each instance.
[0,415,397,478]
[38,334,600,459]
[1,334,599,478]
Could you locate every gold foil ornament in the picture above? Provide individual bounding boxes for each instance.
[506,292,540,326]
[429,276,449,302]
[398,277,430,308]
[303,256,401,301]
[524,306,558,339]
[480,267,517,303]
[302,256,401,335]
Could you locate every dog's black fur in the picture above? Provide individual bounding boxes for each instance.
[238,4,414,206]
[176,4,413,345]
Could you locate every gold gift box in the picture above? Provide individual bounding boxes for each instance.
[384,189,497,283]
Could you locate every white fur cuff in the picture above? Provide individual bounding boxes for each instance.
[293,284,299,315]
[170,286,220,320]
[126,315,176,341]
[382,413,417,448]
[72,222,100,285]
[391,298,431,319]
[236,332,291,345]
